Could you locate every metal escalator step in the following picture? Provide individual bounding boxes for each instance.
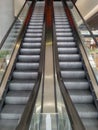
[56,28,71,32]
[82,118,98,130]
[56,32,72,36]
[69,90,93,103]
[13,71,38,80]
[28,26,42,29]
[57,42,76,47]
[64,80,89,89]
[18,55,40,62]
[54,14,66,16]
[20,48,40,55]
[27,29,42,33]
[56,25,70,28]
[0,104,25,119]
[5,91,31,104]
[24,37,41,42]
[29,19,43,22]
[16,62,39,70]
[30,17,43,20]
[55,16,67,18]
[0,119,18,130]
[25,33,42,37]
[57,37,74,41]
[59,62,82,69]
[55,19,68,22]
[61,70,86,79]
[75,104,98,118]
[22,42,41,48]
[55,22,69,25]
[9,80,35,90]
[59,54,80,61]
[29,23,43,26]
[58,48,78,54]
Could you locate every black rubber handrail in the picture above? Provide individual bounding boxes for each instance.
[0,1,27,49]
[69,0,98,45]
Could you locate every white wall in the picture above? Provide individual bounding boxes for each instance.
[0,0,14,43]
[14,0,25,16]
[76,0,98,20]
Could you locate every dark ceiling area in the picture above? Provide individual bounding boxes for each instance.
[87,12,98,30]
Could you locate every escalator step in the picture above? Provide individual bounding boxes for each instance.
[22,42,41,48]
[55,16,67,18]
[82,118,98,130]
[59,62,82,69]
[75,104,98,118]
[69,90,93,103]
[0,119,18,130]
[29,23,43,26]
[64,80,89,89]
[30,17,43,20]
[18,55,40,62]
[56,32,73,36]
[27,29,42,33]
[57,41,76,47]
[13,71,38,80]
[25,33,42,37]
[29,19,43,22]
[55,22,69,25]
[57,37,74,41]
[27,26,42,29]
[61,70,86,79]
[58,48,78,54]
[59,54,80,61]
[55,25,70,28]
[5,91,31,104]
[16,62,39,70]
[9,80,35,90]
[55,19,68,22]
[24,37,41,42]
[56,28,71,32]
[0,104,25,119]
[20,48,40,55]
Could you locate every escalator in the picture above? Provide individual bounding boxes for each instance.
[54,2,98,130]
[0,2,44,130]
[0,1,98,130]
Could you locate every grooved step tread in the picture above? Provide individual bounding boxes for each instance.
[18,55,40,62]
[75,104,98,118]
[58,48,78,54]
[16,62,39,70]
[69,90,93,103]
[0,104,25,119]
[59,54,81,61]
[0,119,18,130]
[64,79,89,89]
[61,70,86,79]
[82,118,98,130]
[22,42,41,48]
[20,48,40,55]
[5,91,31,104]
[13,71,38,80]
[9,80,35,90]
[59,61,82,69]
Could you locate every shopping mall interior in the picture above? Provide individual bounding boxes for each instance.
[0,0,98,130]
